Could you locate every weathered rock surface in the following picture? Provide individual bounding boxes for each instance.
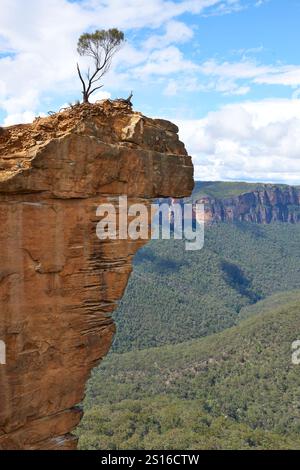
[0,100,194,450]
[196,186,300,224]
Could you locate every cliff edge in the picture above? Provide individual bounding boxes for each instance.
[196,186,300,224]
[0,100,194,450]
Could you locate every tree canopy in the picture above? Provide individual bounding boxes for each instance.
[77,28,125,103]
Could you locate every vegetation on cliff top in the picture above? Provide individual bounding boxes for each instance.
[77,29,125,103]
[192,181,300,200]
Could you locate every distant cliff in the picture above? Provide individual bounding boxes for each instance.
[195,184,300,224]
[0,100,193,450]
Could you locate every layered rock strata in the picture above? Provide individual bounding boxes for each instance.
[197,186,300,224]
[0,100,193,450]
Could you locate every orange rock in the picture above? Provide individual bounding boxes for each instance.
[0,100,194,450]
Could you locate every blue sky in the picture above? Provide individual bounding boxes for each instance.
[1,0,300,183]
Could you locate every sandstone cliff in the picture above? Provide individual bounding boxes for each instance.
[196,186,300,224]
[0,100,194,450]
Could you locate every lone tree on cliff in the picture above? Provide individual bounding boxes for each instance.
[77,28,125,103]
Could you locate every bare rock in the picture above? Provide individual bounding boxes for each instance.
[0,100,194,450]
[197,186,300,224]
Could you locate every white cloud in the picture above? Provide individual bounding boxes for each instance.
[1,0,299,126]
[144,20,194,50]
[175,99,300,184]
[1,0,299,131]
[160,57,300,98]
[202,0,245,16]
[133,46,198,78]
[198,59,300,93]
[212,79,251,96]
[81,0,224,29]
[255,0,270,7]
[254,67,300,87]
[4,111,38,126]
[89,90,111,103]
[199,59,273,79]
[164,79,180,96]
[0,0,242,124]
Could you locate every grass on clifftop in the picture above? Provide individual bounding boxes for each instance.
[192,181,299,200]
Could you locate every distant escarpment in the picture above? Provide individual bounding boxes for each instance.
[196,184,300,224]
[0,100,193,450]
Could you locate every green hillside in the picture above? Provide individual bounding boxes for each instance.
[240,290,300,320]
[191,181,299,200]
[192,181,268,199]
[77,293,300,449]
[112,222,300,352]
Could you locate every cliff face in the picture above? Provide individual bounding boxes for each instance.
[197,186,300,224]
[0,100,193,450]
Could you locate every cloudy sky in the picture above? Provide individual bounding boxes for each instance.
[1,0,300,183]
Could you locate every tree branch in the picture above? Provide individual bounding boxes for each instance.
[77,29,124,103]
[88,85,104,98]
[77,63,86,95]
